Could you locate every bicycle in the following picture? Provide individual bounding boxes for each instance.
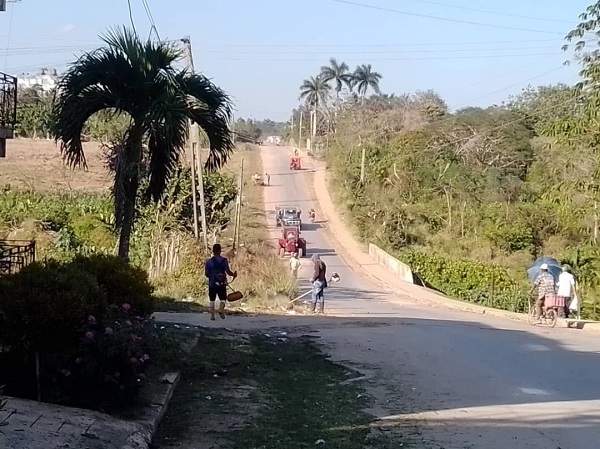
[527,294,564,328]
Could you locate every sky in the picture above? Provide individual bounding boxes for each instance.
[0,0,594,121]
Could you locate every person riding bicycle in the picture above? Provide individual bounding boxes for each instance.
[204,243,237,321]
[308,208,316,221]
[529,263,556,323]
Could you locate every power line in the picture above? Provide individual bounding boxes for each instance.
[201,46,561,56]
[140,0,160,40]
[449,65,569,111]
[197,39,565,49]
[3,1,15,71]
[331,0,564,35]
[206,53,561,62]
[404,0,574,24]
[127,0,137,35]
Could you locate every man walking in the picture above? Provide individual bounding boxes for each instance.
[557,264,577,318]
[289,252,301,278]
[265,173,271,186]
[310,254,327,314]
[204,243,237,321]
[529,263,556,323]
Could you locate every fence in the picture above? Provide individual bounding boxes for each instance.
[0,240,36,276]
[0,71,17,129]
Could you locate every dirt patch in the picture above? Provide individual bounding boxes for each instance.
[0,138,111,192]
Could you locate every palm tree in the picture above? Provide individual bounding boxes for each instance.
[52,27,233,260]
[352,64,382,98]
[299,75,330,108]
[320,58,352,101]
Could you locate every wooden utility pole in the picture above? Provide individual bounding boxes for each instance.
[298,110,303,150]
[360,147,366,183]
[233,158,244,250]
[190,145,200,238]
[181,35,208,251]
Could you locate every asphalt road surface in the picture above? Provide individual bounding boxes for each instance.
[259,144,600,449]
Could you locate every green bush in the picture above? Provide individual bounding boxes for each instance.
[0,260,108,355]
[71,254,155,316]
[401,250,527,312]
[0,255,157,409]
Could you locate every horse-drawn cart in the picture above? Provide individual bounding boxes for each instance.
[252,173,264,186]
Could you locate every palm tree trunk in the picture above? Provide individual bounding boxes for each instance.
[116,127,144,260]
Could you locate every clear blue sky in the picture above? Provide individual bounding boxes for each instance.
[0,0,593,120]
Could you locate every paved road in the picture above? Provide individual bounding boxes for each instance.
[259,144,600,449]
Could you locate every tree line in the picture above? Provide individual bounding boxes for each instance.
[296,2,600,319]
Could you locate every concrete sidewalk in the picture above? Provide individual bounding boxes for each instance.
[1,396,143,449]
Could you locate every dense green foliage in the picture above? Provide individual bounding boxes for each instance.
[0,255,158,409]
[298,4,600,318]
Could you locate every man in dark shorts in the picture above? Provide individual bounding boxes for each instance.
[204,243,237,320]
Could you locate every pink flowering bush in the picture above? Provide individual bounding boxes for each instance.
[57,303,159,409]
[0,256,158,409]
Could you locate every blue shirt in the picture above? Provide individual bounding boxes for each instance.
[205,256,230,288]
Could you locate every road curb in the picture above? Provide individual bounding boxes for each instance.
[300,150,600,333]
[120,372,180,449]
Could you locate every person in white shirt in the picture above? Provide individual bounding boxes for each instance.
[289,252,301,278]
[557,264,577,318]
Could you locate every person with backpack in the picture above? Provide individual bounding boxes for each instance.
[204,243,237,320]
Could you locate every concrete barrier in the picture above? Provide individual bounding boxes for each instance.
[368,243,414,284]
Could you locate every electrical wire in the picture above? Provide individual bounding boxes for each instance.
[404,0,574,24]
[140,0,161,41]
[201,46,561,56]
[206,53,561,62]
[449,65,569,111]
[330,0,564,35]
[3,3,15,71]
[197,39,565,49]
[127,0,137,36]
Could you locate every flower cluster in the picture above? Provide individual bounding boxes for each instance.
[58,303,156,409]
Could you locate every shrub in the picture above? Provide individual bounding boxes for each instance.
[401,250,527,312]
[0,260,108,355]
[72,254,155,316]
[0,255,157,409]
[57,304,157,409]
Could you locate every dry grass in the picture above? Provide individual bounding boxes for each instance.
[0,138,111,192]
[201,144,297,311]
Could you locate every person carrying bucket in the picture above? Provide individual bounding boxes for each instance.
[204,243,237,320]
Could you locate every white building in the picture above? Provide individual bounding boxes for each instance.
[17,68,59,92]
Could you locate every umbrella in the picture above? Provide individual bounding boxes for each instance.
[527,256,562,283]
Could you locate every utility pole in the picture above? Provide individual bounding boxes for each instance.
[190,146,200,238]
[360,147,366,184]
[298,110,303,150]
[233,158,244,250]
[181,35,209,252]
[290,113,294,145]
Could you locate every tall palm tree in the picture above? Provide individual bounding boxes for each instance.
[352,64,383,98]
[320,58,352,101]
[52,27,233,260]
[299,75,330,108]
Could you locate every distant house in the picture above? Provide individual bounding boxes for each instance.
[266,135,282,145]
[17,68,60,93]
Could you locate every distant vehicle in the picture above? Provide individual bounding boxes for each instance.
[252,173,264,186]
[278,226,306,257]
[290,156,301,170]
[275,205,302,229]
